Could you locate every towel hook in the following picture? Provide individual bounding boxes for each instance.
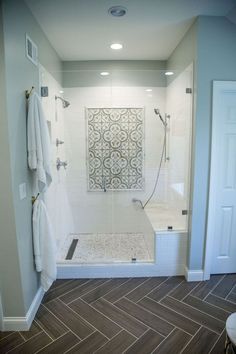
[25,86,34,99]
[32,193,40,205]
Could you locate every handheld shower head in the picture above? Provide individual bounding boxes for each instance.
[154,108,166,126]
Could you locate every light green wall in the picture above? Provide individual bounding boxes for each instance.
[168,16,236,271]
[0,1,26,317]
[189,16,236,270]
[0,0,62,317]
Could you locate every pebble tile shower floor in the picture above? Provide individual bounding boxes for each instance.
[1,274,236,353]
[59,233,152,263]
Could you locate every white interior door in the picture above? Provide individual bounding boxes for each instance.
[207,81,236,274]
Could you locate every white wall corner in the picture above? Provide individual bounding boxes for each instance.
[184,266,204,282]
[2,287,44,331]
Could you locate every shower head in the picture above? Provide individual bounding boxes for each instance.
[55,95,70,108]
[154,108,167,127]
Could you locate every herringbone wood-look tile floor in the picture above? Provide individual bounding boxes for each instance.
[1,274,236,353]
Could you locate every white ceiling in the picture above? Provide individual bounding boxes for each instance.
[25,0,236,61]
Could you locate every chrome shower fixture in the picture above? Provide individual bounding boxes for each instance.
[154,108,167,127]
[55,95,70,108]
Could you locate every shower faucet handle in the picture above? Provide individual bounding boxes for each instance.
[56,158,68,170]
[56,138,64,147]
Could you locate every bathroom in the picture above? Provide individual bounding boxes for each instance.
[1,0,236,352]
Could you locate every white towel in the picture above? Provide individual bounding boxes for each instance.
[33,199,57,291]
[27,92,52,193]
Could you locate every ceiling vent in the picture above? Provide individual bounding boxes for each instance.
[26,34,38,66]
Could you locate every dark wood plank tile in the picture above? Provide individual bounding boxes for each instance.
[20,321,42,340]
[152,328,191,354]
[227,292,236,303]
[139,296,199,335]
[169,281,200,301]
[126,277,168,302]
[115,297,173,336]
[45,299,94,339]
[59,279,109,304]
[0,332,24,353]
[212,274,236,299]
[43,279,89,303]
[7,332,52,354]
[95,330,136,354]
[104,278,148,303]
[181,327,218,354]
[125,329,164,354]
[161,296,225,334]
[81,278,129,303]
[190,275,224,300]
[49,279,75,291]
[69,298,121,339]
[65,239,78,260]
[93,298,148,337]
[210,330,226,354]
[66,331,107,354]
[37,331,80,354]
[148,276,184,302]
[183,295,229,322]
[0,331,14,341]
[205,293,236,313]
[36,304,68,339]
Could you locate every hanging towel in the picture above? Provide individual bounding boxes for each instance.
[27,92,52,193]
[33,199,57,291]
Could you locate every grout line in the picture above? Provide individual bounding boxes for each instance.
[120,328,150,354]
[180,282,203,302]
[179,326,203,354]
[65,279,113,305]
[150,327,179,354]
[202,274,226,301]
[0,332,17,343]
[6,331,45,354]
[18,332,26,342]
[97,297,153,334]
[42,278,92,306]
[79,298,139,340]
[111,277,157,305]
[88,278,133,305]
[41,303,86,342]
[206,292,236,306]
[208,327,226,354]
[139,277,186,304]
[190,294,231,315]
[34,318,55,342]
[34,330,70,354]
[133,276,171,303]
[225,282,236,301]
[159,295,224,335]
[93,329,128,354]
[136,296,197,337]
[59,298,110,341]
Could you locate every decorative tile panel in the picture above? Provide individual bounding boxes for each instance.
[87,108,144,191]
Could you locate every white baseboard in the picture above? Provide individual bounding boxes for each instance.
[2,287,44,331]
[57,262,186,279]
[184,267,204,282]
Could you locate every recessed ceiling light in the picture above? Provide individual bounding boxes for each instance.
[59,90,64,93]
[110,43,123,50]
[108,6,127,17]
[100,72,110,76]
[145,88,152,92]
[165,71,174,76]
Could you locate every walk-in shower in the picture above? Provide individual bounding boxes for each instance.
[40,64,193,277]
